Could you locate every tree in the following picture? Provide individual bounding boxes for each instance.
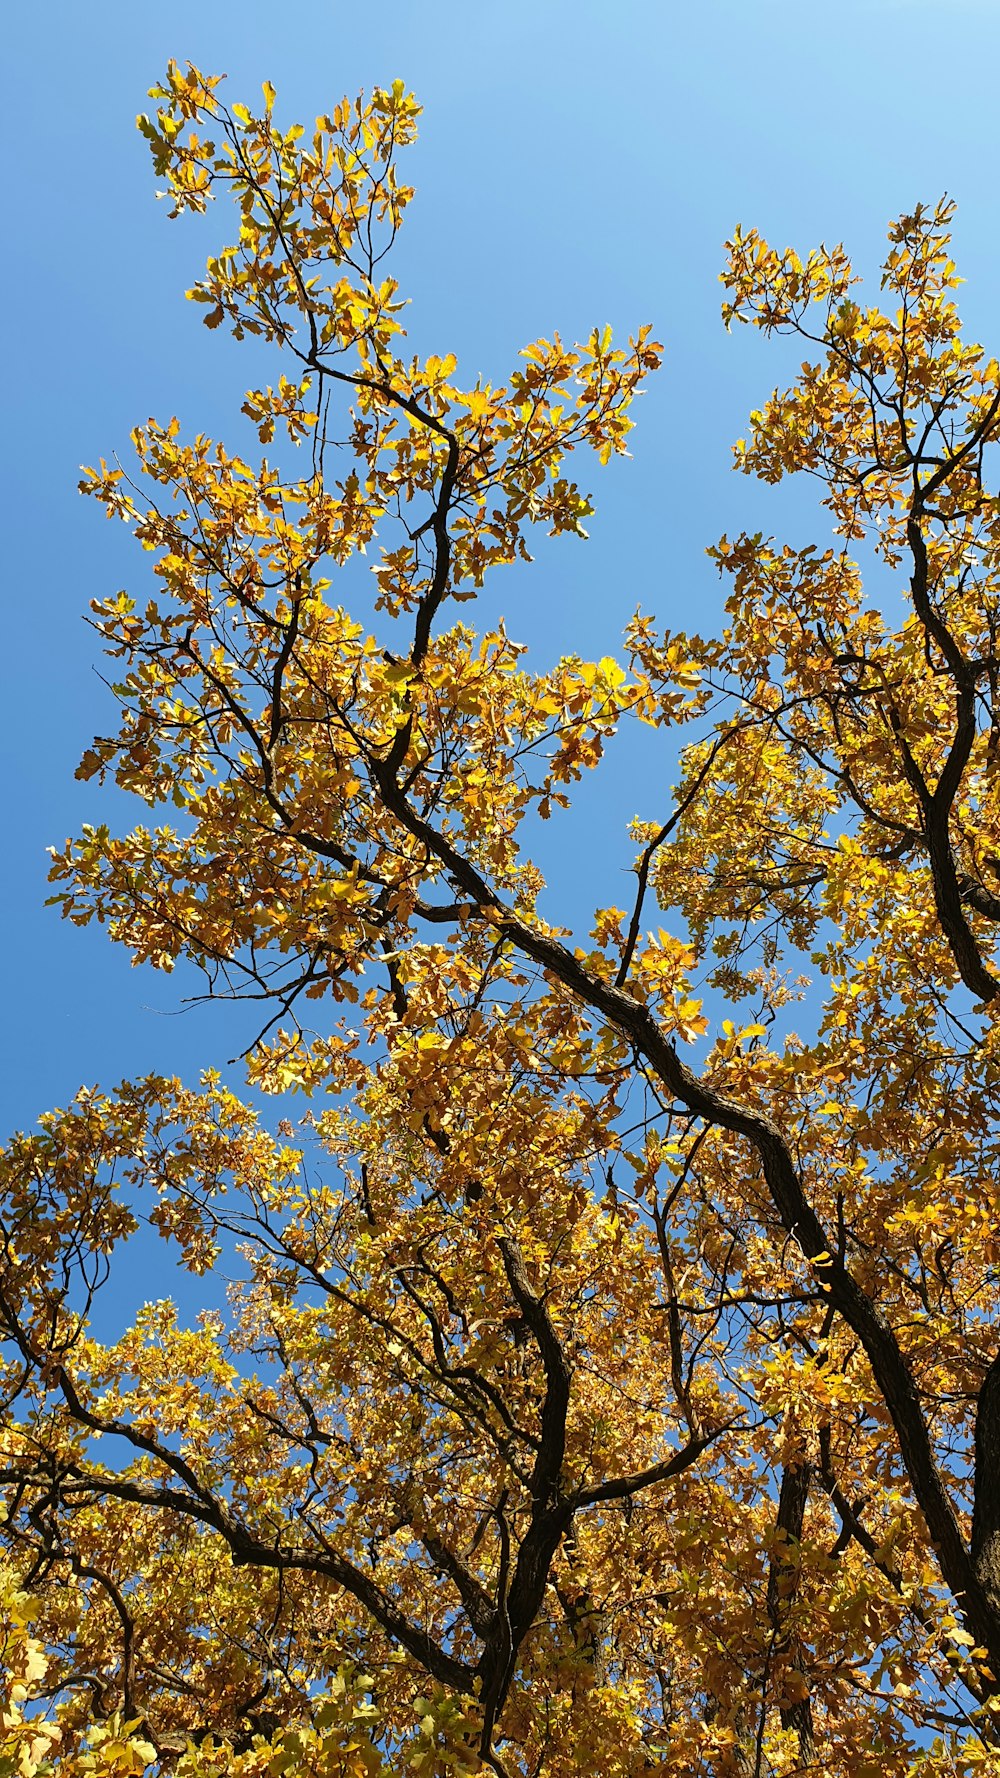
[2,58,1000,1776]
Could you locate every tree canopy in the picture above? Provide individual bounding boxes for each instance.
[3,61,1000,1778]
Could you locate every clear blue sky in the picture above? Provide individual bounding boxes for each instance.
[5,0,1000,1137]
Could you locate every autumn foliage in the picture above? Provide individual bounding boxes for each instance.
[3,59,1000,1777]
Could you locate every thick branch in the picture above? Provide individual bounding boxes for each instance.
[364,772,1000,1670]
[972,1350,1000,1612]
[766,1462,816,1763]
[576,1429,722,1506]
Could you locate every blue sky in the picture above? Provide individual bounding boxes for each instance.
[5,0,1000,1139]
